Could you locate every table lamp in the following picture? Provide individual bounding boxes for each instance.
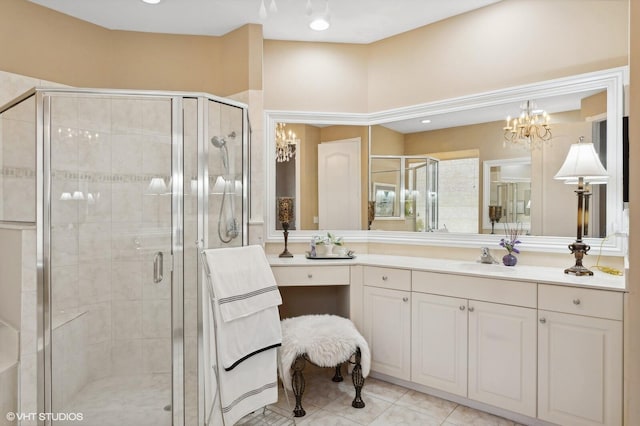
[554,137,608,275]
[277,197,294,258]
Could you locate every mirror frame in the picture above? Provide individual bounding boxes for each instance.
[264,67,628,255]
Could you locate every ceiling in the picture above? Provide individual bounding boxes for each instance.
[27,0,501,44]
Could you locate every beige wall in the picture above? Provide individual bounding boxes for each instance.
[627,2,639,425]
[581,91,607,120]
[295,124,320,230]
[370,125,405,155]
[263,40,369,112]
[367,0,628,111]
[0,0,260,96]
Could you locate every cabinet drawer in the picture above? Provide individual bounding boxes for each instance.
[363,266,411,291]
[271,265,350,287]
[412,271,536,308]
[538,284,623,320]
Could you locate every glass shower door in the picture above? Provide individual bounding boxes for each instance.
[46,93,177,426]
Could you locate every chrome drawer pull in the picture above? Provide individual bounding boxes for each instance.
[468,306,475,312]
[307,274,313,279]
[402,297,408,302]
[459,305,466,311]
[573,298,581,305]
[382,275,388,281]
[539,318,547,324]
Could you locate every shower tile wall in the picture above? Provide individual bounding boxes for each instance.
[0,97,36,222]
[438,157,479,233]
[0,69,68,223]
[49,95,173,408]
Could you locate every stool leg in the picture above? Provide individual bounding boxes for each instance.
[291,355,306,417]
[332,364,344,382]
[351,348,365,409]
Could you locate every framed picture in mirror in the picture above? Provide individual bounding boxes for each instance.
[374,183,397,217]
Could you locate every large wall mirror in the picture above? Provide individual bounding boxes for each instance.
[264,67,627,255]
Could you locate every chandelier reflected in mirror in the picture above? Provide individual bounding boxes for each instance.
[275,122,299,162]
[503,100,551,149]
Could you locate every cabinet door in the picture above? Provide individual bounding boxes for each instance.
[538,310,622,426]
[363,286,411,380]
[411,293,467,396]
[468,300,537,417]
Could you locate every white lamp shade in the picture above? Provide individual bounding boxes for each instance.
[554,141,608,182]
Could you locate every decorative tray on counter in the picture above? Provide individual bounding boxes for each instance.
[305,251,355,260]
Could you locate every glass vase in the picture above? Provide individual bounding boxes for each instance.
[502,253,518,266]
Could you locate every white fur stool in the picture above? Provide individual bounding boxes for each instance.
[279,314,371,417]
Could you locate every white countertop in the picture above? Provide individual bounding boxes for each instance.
[268,254,626,292]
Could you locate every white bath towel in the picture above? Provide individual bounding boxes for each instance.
[219,348,279,426]
[204,245,282,322]
[213,286,282,371]
[205,245,283,371]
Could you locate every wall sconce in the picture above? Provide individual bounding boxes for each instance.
[554,137,608,276]
[277,197,294,258]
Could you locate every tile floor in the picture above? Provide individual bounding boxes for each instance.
[55,366,522,425]
[58,374,172,426]
[239,364,524,426]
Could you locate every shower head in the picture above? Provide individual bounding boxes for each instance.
[210,136,226,148]
[210,131,236,149]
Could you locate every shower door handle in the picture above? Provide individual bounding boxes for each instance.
[153,251,164,284]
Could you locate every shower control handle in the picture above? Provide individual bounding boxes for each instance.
[153,251,164,284]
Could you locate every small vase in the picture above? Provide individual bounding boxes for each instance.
[502,253,518,266]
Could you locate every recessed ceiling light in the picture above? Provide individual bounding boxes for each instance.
[142,0,162,4]
[310,17,330,31]
[421,119,431,124]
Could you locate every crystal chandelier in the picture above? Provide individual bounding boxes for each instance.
[503,100,551,149]
[275,122,298,162]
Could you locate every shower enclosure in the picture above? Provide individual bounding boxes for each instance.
[0,88,249,425]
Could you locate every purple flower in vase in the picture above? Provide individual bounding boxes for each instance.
[499,223,523,255]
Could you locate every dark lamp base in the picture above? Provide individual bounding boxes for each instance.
[564,264,594,276]
[565,240,593,276]
[279,249,293,258]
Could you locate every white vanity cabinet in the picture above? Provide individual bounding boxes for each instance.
[411,292,468,396]
[411,271,537,418]
[362,266,411,381]
[269,255,626,425]
[537,284,623,426]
